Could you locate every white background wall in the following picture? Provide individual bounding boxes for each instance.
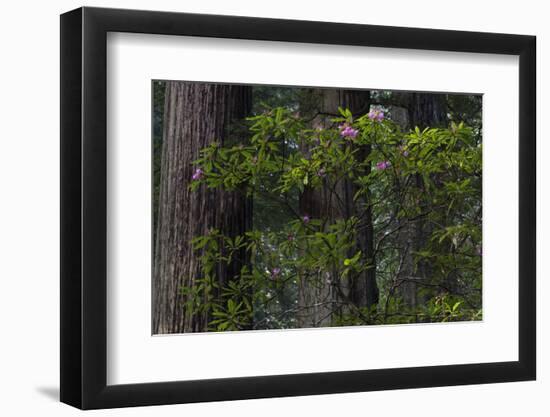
[0,0,545,415]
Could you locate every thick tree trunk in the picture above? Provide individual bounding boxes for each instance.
[407,93,447,129]
[153,82,251,334]
[348,91,378,309]
[398,93,447,309]
[297,89,376,327]
[297,90,338,328]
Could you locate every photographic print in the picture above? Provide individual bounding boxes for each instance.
[152,81,482,334]
[60,9,535,407]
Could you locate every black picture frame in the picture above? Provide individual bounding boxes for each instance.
[60,6,536,410]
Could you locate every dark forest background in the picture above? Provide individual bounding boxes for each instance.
[152,81,482,334]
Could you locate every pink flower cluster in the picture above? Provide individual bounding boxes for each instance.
[271,267,281,279]
[368,109,385,122]
[376,161,391,170]
[339,124,359,139]
[192,168,204,180]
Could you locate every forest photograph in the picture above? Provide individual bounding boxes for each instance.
[152,81,482,335]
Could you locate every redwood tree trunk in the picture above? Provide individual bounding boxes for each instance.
[153,82,251,334]
[407,92,447,129]
[297,89,376,327]
[346,90,378,309]
[398,92,447,308]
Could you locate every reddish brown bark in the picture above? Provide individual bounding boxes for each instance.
[153,82,251,334]
[398,92,447,308]
[297,89,377,327]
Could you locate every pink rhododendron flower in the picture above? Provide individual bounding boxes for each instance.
[368,109,384,122]
[302,215,310,224]
[376,161,391,170]
[339,124,359,138]
[192,168,204,180]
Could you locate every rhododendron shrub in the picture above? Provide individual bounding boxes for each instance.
[183,107,482,331]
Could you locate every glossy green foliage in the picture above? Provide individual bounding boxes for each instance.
[185,106,482,330]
